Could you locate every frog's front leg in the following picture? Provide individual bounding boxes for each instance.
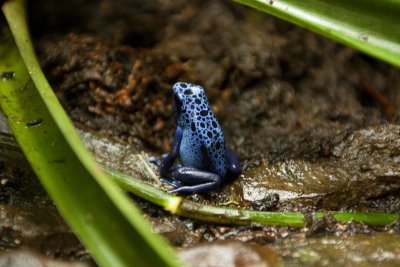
[149,126,183,178]
[168,167,222,194]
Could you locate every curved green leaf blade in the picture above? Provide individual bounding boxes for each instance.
[234,0,400,67]
[1,1,181,267]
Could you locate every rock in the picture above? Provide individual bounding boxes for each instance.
[0,250,93,267]
[178,240,280,267]
[242,124,400,209]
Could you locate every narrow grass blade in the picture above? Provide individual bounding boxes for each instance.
[1,1,181,266]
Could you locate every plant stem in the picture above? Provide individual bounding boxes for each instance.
[106,166,399,228]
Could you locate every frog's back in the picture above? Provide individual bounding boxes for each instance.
[173,82,227,177]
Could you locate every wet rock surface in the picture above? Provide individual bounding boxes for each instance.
[0,162,90,262]
[242,124,400,210]
[274,232,400,267]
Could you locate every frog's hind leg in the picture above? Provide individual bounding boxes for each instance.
[169,167,222,194]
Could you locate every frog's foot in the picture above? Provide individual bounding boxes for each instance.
[160,178,182,188]
[168,167,222,194]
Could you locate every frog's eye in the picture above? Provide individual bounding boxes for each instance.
[173,93,183,114]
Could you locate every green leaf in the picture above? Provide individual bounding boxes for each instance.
[0,1,181,267]
[234,0,400,67]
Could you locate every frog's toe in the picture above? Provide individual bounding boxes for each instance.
[169,186,191,194]
[160,178,181,188]
[149,156,160,167]
[168,187,182,194]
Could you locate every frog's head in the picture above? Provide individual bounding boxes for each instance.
[172,82,206,124]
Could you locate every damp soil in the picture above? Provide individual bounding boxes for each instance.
[0,0,399,266]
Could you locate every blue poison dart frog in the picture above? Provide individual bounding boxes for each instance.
[149,82,242,194]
